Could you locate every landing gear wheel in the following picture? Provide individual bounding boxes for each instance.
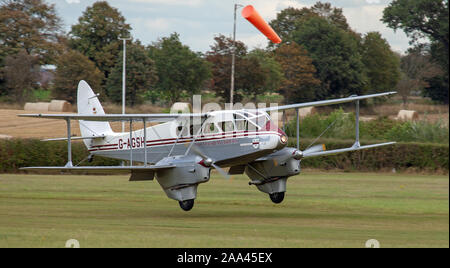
[269,192,285,204]
[179,199,195,211]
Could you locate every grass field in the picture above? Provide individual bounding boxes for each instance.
[0,172,448,248]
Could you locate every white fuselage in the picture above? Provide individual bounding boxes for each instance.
[87,110,287,167]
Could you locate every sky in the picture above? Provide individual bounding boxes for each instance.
[48,0,412,54]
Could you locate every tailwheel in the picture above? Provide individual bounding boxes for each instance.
[179,199,195,211]
[269,192,285,204]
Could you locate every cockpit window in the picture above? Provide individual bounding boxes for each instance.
[250,114,268,129]
[201,111,270,135]
[232,111,270,131]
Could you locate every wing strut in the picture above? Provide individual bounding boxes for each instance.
[143,118,147,166]
[185,116,208,156]
[296,108,300,150]
[65,118,73,168]
[168,119,187,157]
[290,96,361,152]
[129,120,133,166]
[354,99,360,148]
[300,96,396,158]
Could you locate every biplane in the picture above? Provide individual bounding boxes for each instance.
[19,81,396,211]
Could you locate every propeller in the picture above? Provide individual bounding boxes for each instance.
[302,144,326,157]
[190,144,231,179]
[276,144,326,166]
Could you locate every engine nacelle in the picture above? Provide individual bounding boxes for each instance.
[155,155,210,201]
[245,147,300,195]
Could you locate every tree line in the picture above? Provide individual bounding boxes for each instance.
[0,0,448,106]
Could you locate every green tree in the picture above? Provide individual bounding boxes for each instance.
[239,55,269,103]
[269,4,367,99]
[107,41,158,107]
[243,49,283,102]
[53,50,104,103]
[69,1,131,85]
[291,16,367,98]
[0,70,5,98]
[275,43,321,103]
[423,75,449,104]
[3,50,39,103]
[310,1,351,32]
[361,32,400,94]
[382,0,449,74]
[397,49,443,105]
[269,7,312,44]
[382,0,449,104]
[206,35,282,103]
[269,2,356,47]
[205,35,248,103]
[148,33,211,103]
[0,0,64,65]
[0,0,63,96]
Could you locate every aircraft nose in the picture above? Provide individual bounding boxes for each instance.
[277,133,288,149]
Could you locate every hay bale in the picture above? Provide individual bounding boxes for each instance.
[24,102,50,112]
[0,134,12,140]
[170,102,192,113]
[360,116,376,122]
[49,100,72,112]
[23,103,33,111]
[397,110,419,121]
[298,107,317,118]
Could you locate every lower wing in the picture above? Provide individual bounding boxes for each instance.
[302,142,396,158]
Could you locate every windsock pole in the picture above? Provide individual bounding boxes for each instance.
[231,5,281,105]
[231,4,244,105]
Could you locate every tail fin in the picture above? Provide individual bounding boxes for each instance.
[77,80,113,147]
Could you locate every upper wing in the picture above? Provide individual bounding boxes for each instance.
[18,113,207,122]
[259,92,397,112]
[19,92,396,121]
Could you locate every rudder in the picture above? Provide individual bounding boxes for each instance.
[77,80,113,147]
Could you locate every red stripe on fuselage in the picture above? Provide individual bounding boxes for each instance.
[89,131,281,152]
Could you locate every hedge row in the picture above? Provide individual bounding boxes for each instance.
[290,138,449,173]
[0,139,120,173]
[0,138,448,173]
[284,109,449,144]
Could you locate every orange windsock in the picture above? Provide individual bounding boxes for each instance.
[241,5,281,44]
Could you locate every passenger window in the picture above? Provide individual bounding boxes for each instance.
[176,124,189,137]
[204,123,219,134]
[234,114,248,131]
[235,119,247,131]
[221,121,235,133]
[189,125,194,136]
